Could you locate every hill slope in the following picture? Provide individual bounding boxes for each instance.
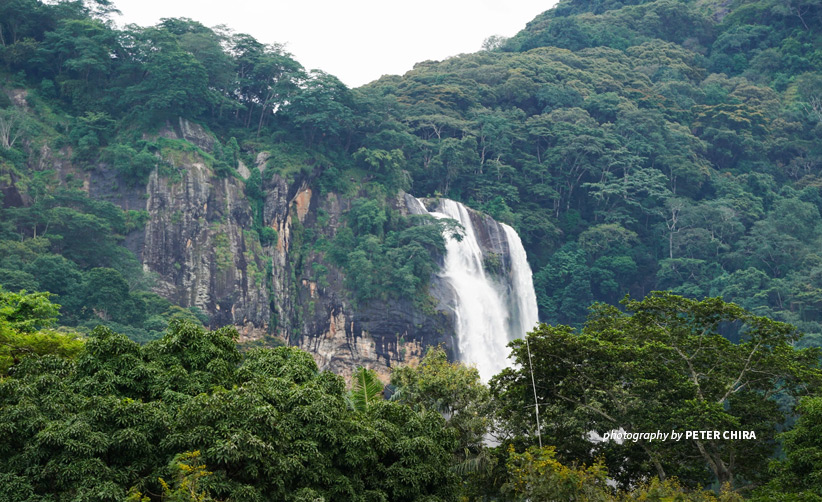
[1,0,821,361]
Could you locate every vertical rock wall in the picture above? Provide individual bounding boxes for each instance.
[142,158,271,331]
[139,121,272,335]
[130,120,527,380]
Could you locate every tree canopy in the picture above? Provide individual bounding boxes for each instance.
[0,320,461,501]
[491,292,822,490]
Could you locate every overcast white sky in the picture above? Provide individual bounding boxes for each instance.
[112,0,557,88]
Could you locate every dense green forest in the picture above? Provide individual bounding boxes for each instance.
[367,0,822,345]
[2,289,821,500]
[2,0,822,499]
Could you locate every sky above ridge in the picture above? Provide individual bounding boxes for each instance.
[112,0,557,88]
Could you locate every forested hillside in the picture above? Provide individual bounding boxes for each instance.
[0,0,454,355]
[3,0,821,348]
[3,0,822,499]
[360,0,822,345]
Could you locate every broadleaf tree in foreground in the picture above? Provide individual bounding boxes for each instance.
[491,292,822,490]
[0,320,460,501]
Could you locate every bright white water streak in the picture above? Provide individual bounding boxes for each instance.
[502,224,540,340]
[414,198,539,381]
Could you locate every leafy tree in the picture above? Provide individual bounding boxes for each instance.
[158,18,237,118]
[0,287,58,332]
[0,0,57,47]
[37,18,119,109]
[626,478,742,501]
[101,143,158,185]
[129,450,220,502]
[0,288,83,374]
[286,70,354,148]
[25,254,83,300]
[81,267,145,325]
[353,147,410,192]
[491,292,822,489]
[0,106,29,149]
[533,243,593,325]
[120,27,210,121]
[231,33,304,134]
[347,198,387,236]
[391,346,491,463]
[760,396,822,499]
[501,445,612,501]
[329,200,450,305]
[0,268,38,292]
[0,321,461,501]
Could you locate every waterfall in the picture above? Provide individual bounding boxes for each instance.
[413,197,539,381]
[502,224,540,341]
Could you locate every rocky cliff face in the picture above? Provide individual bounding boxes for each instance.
[264,185,454,380]
[142,160,271,333]
[75,120,522,379]
[78,120,457,378]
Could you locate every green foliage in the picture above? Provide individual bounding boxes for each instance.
[502,445,612,501]
[258,226,277,247]
[761,396,822,498]
[329,198,448,305]
[0,321,461,501]
[121,28,210,122]
[286,70,355,149]
[0,288,83,375]
[391,346,490,462]
[0,106,30,149]
[533,243,593,325]
[82,267,144,324]
[624,478,741,501]
[243,167,275,245]
[0,287,58,332]
[491,292,822,490]
[347,198,387,236]
[102,143,158,185]
[157,451,217,502]
[353,147,410,192]
[348,366,384,412]
[69,111,115,161]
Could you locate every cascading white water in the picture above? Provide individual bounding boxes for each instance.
[502,224,540,340]
[414,197,539,381]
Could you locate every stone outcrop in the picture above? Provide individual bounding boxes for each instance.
[267,186,454,379]
[127,120,273,332]
[142,161,271,329]
[70,120,518,378]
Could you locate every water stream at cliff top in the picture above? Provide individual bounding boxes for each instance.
[412,198,539,381]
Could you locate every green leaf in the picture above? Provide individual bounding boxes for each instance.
[348,367,384,412]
